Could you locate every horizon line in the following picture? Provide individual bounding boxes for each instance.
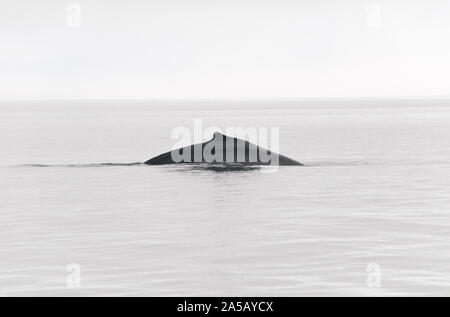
[1,96,450,103]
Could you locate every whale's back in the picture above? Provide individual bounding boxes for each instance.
[145,132,303,166]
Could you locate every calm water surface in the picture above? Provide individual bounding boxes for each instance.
[1,100,450,296]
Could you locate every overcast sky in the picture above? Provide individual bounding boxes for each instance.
[1,0,450,100]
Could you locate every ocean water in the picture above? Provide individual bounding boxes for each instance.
[1,100,450,296]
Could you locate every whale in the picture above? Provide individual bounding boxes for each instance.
[145,132,303,166]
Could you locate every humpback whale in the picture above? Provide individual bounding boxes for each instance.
[145,132,303,166]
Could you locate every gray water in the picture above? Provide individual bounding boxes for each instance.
[1,100,450,296]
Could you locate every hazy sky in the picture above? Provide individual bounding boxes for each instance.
[1,0,450,100]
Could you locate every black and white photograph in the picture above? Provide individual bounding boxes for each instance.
[1,0,450,301]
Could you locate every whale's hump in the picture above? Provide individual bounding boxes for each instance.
[145,132,303,166]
